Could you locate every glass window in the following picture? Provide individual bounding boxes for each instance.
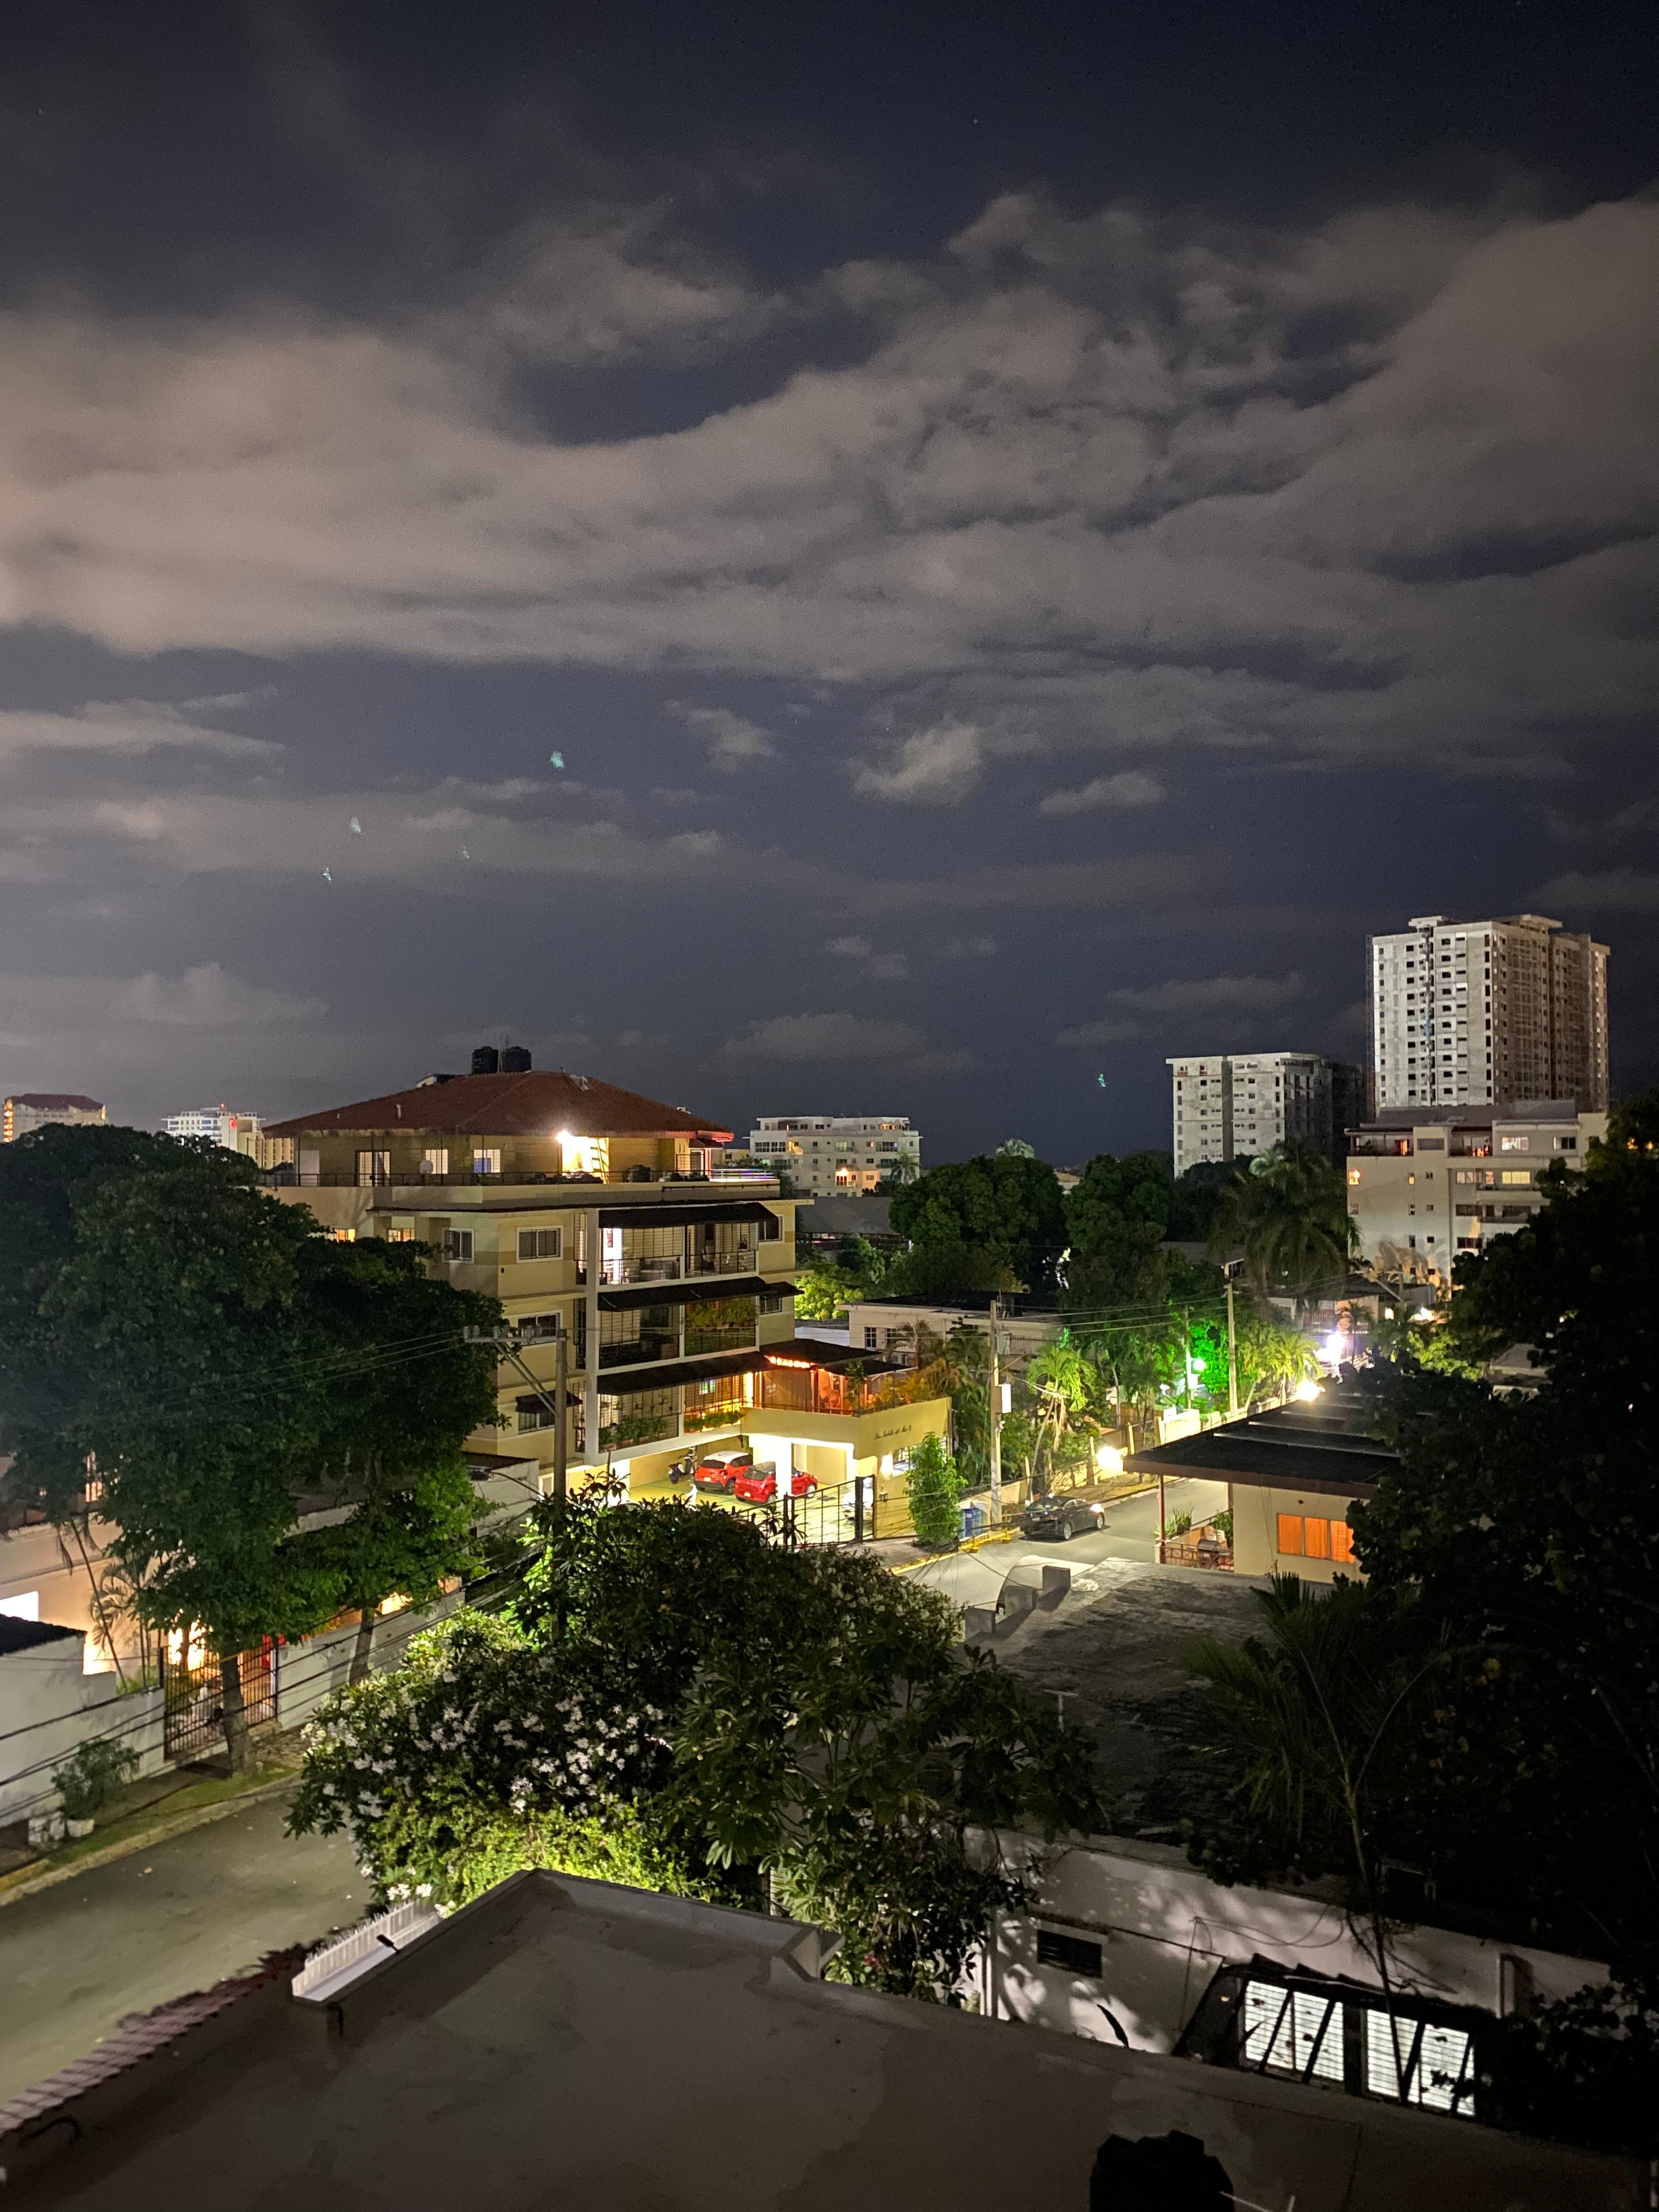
[356,1149,390,1187]
[517,1228,562,1260]
[421,1148,449,1177]
[1303,1516,1331,1560]
[1276,1513,1304,1556]
[472,1148,503,1177]
[1330,1520,1356,1564]
[443,1228,473,1262]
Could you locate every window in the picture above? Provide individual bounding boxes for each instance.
[384,1225,415,1244]
[472,1148,503,1177]
[1276,1513,1304,1556]
[356,1149,390,1186]
[864,1327,879,1349]
[1036,1927,1103,1977]
[759,1289,788,1316]
[1241,1982,1345,2085]
[421,1148,449,1177]
[1499,1170,1532,1187]
[516,1398,552,1432]
[1500,1134,1530,1151]
[517,1312,563,1343]
[517,1228,562,1260]
[1303,1516,1330,1560]
[443,1228,474,1262]
[757,1211,782,1241]
[1278,1513,1353,1562]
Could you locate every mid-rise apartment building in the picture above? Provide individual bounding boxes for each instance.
[2,1092,107,1143]
[165,1105,263,1154]
[1167,1054,1356,1173]
[1368,913,1609,1114]
[263,1057,945,1500]
[746,1115,921,1195]
[1345,1099,1606,1284]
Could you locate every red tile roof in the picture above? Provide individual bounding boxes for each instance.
[265,1070,732,1142]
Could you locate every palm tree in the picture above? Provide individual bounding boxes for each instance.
[1211,1143,1356,1308]
[1187,1573,1447,2090]
[1024,1340,1095,1491]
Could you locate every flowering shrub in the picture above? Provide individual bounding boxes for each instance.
[290,1611,692,1908]
[292,1500,1101,1995]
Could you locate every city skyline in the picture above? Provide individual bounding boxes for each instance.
[1,3,1654,1160]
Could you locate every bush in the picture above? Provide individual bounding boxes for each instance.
[905,1434,968,1548]
[54,1735,138,1821]
[1166,1508,1193,1538]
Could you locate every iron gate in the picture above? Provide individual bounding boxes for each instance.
[162,1640,276,1760]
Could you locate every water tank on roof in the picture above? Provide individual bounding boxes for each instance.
[501,1045,532,1073]
[471,1046,500,1075]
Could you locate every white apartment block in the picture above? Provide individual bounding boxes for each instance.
[1167,1054,1348,1173]
[746,1115,921,1196]
[2,1093,107,1143]
[1346,1101,1607,1284]
[1368,913,1609,1115]
[165,1105,264,1153]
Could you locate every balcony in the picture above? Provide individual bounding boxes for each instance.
[598,1331,682,1370]
[753,1359,947,1420]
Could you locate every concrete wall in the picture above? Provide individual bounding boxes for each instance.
[981,1830,1604,2052]
[0,1633,165,1827]
[0,1517,131,1671]
[275,1589,466,1732]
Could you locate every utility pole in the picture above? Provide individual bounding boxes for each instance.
[987,1295,1003,1526]
[1225,1271,1239,1419]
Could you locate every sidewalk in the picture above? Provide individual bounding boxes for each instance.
[0,1727,307,1906]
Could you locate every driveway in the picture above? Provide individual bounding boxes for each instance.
[0,1788,363,2109]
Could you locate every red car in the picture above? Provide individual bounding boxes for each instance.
[733,1464,818,1505]
[691,1449,752,1492]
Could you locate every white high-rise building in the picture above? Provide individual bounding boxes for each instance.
[1368,914,1609,1114]
[1167,1053,1353,1174]
[165,1105,264,1153]
[746,1115,921,1197]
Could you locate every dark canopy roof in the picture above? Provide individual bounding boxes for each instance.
[597,1276,794,1312]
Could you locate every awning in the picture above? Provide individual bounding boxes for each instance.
[596,1200,777,1229]
[597,1275,795,1313]
[597,1350,770,1396]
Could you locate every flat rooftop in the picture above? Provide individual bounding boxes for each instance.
[0,1870,1631,2209]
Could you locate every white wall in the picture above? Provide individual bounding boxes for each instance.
[275,1588,466,1731]
[979,1830,1604,2052]
[0,1632,166,1826]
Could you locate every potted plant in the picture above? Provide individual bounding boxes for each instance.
[53,1736,139,1838]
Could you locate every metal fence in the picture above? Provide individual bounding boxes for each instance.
[161,1640,276,1761]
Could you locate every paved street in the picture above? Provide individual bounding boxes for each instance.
[1008,1476,1232,1568]
[0,1789,363,2108]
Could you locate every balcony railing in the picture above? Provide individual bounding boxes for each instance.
[752,1360,947,1420]
[597,1332,682,1370]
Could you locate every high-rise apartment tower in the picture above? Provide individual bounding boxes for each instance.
[1367,915,1609,1114]
[1167,1053,1357,1173]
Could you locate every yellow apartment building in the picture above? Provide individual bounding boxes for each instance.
[263,1054,947,1512]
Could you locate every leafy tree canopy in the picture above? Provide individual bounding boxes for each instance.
[1210,1142,1354,1306]
[0,1127,501,1761]
[292,1498,1100,1998]
[1062,1150,1175,1310]
[888,1154,1066,1300]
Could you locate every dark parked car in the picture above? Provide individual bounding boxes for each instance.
[1020,1496,1106,1541]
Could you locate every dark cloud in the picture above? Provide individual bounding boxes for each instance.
[0,18,1654,1151]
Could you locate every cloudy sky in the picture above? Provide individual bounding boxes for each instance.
[2,1,1655,1158]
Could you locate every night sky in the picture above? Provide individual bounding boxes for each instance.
[2,1,1655,1159]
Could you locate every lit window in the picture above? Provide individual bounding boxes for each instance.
[1276,1513,1303,1556]
[473,1148,503,1177]
[421,1148,449,1177]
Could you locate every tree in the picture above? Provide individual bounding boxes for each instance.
[0,1131,501,1765]
[291,1498,1099,1998]
[1186,1574,1448,2078]
[905,1432,968,1547]
[792,1260,866,1321]
[1210,1143,1354,1306]
[1062,1152,1177,1310]
[1023,1338,1097,1491]
[888,1154,1066,1300]
[298,1236,501,1681]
